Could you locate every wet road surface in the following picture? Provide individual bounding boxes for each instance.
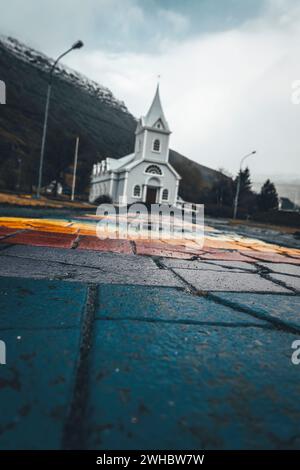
[0,211,300,449]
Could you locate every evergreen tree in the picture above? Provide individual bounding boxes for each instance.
[233,166,255,214]
[211,171,234,207]
[257,179,279,212]
[235,167,252,196]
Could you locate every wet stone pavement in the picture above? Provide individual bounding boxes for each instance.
[0,230,300,449]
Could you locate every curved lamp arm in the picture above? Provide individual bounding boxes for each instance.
[240,150,257,171]
[49,40,84,83]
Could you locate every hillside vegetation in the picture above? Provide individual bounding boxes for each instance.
[0,37,225,201]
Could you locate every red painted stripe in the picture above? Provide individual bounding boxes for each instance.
[0,226,21,239]
[239,250,300,264]
[2,230,77,249]
[199,249,257,262]
[135,241,200,259]
[77,236,133,254]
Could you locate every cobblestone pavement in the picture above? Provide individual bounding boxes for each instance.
[0,215,300,449]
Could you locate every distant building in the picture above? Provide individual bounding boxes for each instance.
[279,197,298,211]
[89,86,181,205]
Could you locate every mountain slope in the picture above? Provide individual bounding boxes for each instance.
[0,36,226,200]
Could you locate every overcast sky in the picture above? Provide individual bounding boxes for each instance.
[1,0,300,181]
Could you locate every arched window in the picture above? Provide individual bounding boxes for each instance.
[133,185,141,197]
[145,164,162,175]
[162,189,169,201]
[153,139,160,152]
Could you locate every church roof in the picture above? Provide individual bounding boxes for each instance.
[142,84,171,133]
[107,153,135,171]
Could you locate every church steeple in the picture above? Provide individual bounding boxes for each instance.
[143,84,171,133]
[134,85,171,163]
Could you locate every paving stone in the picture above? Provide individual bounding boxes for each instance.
[0,255,87,281]
[0,245,156,270]
[76,267,182,287]
[269,274,300,292]
[160,258,222,270]
[0,255,182,287]
[258,262,300,277]
[77,236,133,254]
[160,258,256,272]
[199,250,257,262]
[0,244,10,252]
[172,269,290,293]
[96,285,268,326]
[213,293,300,330]
[0,276,84,449]
[86,320,300,450]
[0,328,80,449]
[0,277,86,329]
[135,241,199,259]
[1,230,77,249]
[206,260,257,271]
[240,251,299,264]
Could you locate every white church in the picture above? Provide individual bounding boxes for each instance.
[89,85,181,206]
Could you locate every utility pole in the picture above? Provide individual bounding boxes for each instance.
[71,136,79,201]
[16,157,22,193]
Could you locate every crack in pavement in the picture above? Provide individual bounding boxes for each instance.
[0,325,81,332]
[165,265,300,335]
[0,252,111,274]
[62,284,98,450]
[240,249,300,265]
[254,263,299,295]
[71,231,81,249]
[201,260,259,273]
[253,261,300,279]
[130,240,137,254]
[206,292,300,335]
[0,229,27,243]
[158,257,259,274]
[96,316,274,329]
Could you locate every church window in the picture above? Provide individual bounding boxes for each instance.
[145,165,162,175]
[133,185,141,197]
[153,139,160,152]
[162,189,169,200]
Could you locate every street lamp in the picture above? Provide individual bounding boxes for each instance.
[16,157,22,193]
[233,150,256,219]
[36,40,84,198]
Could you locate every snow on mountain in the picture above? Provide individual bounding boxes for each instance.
[0,35,131,115]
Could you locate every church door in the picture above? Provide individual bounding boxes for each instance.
[146,187,157,204]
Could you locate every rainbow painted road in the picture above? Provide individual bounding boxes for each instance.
[1,213,300,262]
[0,212,300,450]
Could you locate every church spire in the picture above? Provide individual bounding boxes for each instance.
[143,84,171,133]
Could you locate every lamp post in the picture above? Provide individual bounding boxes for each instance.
[36,40,84,198]
[233,150,256,219]
[71,136,79,201]
[16,157,22,193]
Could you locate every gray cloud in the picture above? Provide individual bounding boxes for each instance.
[0,0,299,180]
[0,0,266,54]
